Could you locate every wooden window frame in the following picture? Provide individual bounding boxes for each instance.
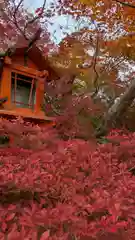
[3,60,47,114]
[11,71,36,109]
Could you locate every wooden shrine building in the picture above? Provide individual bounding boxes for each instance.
[0,44,57,123]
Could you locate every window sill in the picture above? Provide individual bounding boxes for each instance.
[0,109,54,122]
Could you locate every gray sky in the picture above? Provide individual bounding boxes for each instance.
[24,0,51,12]
[23,0,75,43]
[23,0,90,43]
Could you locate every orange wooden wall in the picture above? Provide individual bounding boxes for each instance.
[11,55,38,70]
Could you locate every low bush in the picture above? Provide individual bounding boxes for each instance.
[0,119,135,239]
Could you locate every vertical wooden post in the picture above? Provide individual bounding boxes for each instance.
[0,67,11,109]
[35,70,48,113]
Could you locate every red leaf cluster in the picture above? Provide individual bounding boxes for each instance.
[0,119,135,239]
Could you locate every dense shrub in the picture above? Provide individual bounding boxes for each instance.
[0,119,135,239]
[54,95,103,140]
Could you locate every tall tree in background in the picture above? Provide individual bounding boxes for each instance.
[48,0,135,137]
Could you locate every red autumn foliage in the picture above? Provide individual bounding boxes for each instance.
[54,95,97,140]
[0,119,135,239]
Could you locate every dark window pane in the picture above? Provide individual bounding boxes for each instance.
[11,72,36,109]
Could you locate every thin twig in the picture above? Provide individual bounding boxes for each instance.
[13,0,28,39]
[114,0,135,9]
[91,32,100,98]
[24,0,47,35]
[13,0,46,40]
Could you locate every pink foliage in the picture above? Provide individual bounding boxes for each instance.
[0,119,135,239]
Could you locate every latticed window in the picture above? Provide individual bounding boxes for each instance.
[11,72,36,109]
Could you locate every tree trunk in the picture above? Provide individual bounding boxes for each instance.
[96,79,135,137]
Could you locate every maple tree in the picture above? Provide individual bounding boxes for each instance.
[0,0,55,53]
[45,0,135,137]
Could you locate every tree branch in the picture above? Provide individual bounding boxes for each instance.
[96,77,135,137]
[13,0,46,40]
[23,0,47,35]
[13,0,28,40]
[114,0,135,9]
[77,32,100,97]
[91,33,100,98]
